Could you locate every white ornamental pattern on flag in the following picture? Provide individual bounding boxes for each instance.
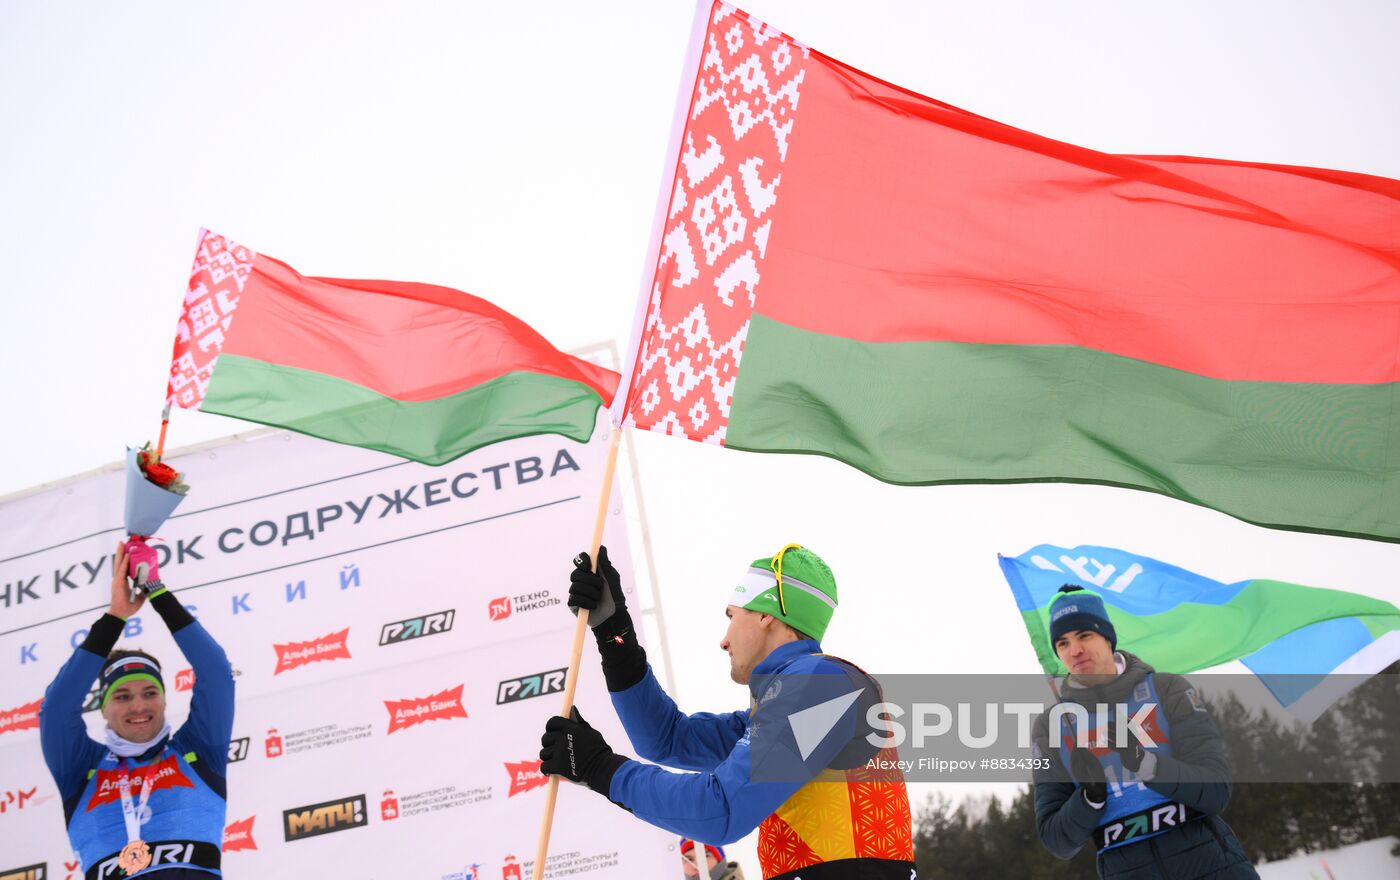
[625,3,808,444]
[167,229,255,409]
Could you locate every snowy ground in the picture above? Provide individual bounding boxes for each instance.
[1256,837,1400,879]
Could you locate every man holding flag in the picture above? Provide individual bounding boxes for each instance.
[537,544,915,880]
[39,539,235,880]
[1031,586,1258,878]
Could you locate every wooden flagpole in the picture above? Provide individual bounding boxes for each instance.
[530,425,623,880]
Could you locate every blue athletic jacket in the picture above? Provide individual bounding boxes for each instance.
[605,639,866,845]
[39,591,235,879]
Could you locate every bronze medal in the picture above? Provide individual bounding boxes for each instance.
[118,839,152,874]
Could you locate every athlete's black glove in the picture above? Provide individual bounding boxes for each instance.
[1106,720,1145,773]
[1068,744,1108,807]
[539,707,629,798]
[569,547,647,691]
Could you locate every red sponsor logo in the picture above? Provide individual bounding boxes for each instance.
[0,698,42,736]
[384,685,468,734]
[273,629,352,675]
[504,760,548,798]
[222,815,257,852]
[87,755,193,810]
[265,728,283,758]
[64,859,80,880]
[502,855,522,880]
[0,785,42,814]
[380,789,399,821]
[488,597,512,621]
[175,668,195,691]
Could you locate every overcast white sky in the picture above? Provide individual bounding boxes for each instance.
[3,0,1398,871]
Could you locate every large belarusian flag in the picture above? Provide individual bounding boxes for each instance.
[1000,544,1400,722]
[615,2,1400,541]
[168,229,618,465]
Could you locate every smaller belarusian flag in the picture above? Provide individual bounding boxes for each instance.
[166,229,618,465]
[1000,544,1400,722]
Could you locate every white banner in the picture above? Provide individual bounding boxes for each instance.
[0,425,674,880]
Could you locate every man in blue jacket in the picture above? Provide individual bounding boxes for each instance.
[1031,586,1258,879]
[537,544,914,880]
[40,539,235,880]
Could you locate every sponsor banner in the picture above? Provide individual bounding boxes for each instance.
[0,785,53,816]
[384,684,469,734]
[228,736,250,764]
[0,699,42,736]
[87,756,192,810]
[0,427,672,876]
[380,610,455,646]
[283,794,368,842]
[222,816,257,852]
[504,761,548,798]
[496,668,566,705]
[273,629,352,675]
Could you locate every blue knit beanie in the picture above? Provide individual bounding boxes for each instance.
[1048,585,1117,648]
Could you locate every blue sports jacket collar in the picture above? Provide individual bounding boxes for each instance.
[748,639,822,699]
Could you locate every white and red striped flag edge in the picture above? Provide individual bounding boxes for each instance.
[166,228,255,411]
[612,1,810,446]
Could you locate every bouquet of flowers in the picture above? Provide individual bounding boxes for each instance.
[135,442,189,495]
[124,443,189,537]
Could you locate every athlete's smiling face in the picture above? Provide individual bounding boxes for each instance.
[103,680,167,743]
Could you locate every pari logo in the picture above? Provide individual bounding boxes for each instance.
[385,685,469,734]
[380,610,455,646]
[0,698,43,735]
[0,866,46,880]
[504,760,548,798]
[273,629,352,675]
[222,815,257,852]
[228,737,250,765]
[88,756,192,810]
[92,842,201,880]
[487,591,558,622]
[282,794,368,842]
[496,668,566,705]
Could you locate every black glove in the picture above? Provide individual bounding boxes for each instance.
[569,546,627,627]
[569,547,647,692]
[539,707,629,798]
[1068,744,1108,807]
[1106,720,1145,773]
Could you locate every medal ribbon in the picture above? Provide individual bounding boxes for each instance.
[117,757,159,844]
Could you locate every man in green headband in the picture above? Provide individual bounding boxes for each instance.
[39,539,235,879]
[537,544,915,880]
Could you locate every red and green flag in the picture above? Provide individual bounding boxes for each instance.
[168,229,617,465]
[615,2,1400,541]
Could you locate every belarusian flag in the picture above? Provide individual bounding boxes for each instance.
[168,229,617,465]
[1000,544,1400,721]
[615,2,1400,540]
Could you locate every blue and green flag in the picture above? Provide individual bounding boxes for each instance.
[1000,545,1400,722]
